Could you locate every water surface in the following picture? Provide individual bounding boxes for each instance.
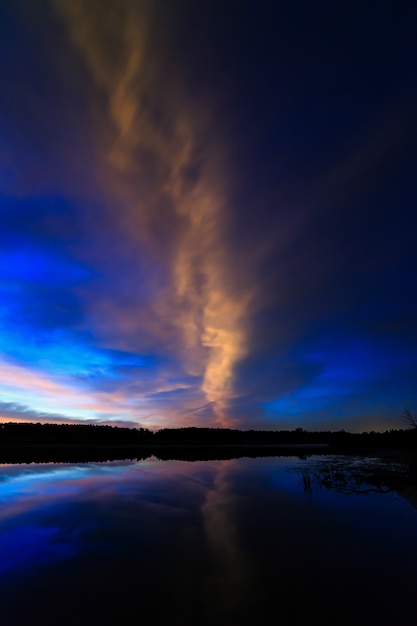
[0,456,416,625]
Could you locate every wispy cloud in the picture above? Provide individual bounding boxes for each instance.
[0,1,415,430]
[53,0,255,425]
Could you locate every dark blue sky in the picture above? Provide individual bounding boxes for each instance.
[0,0,416,430]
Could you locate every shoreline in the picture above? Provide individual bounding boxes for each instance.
[1,443,415,509]
[0,442,408,464]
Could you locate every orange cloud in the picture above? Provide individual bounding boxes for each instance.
[53,0,255,425]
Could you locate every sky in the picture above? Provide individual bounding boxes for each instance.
[0,0,416,431]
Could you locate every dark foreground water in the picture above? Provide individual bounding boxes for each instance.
[0,456,416,626]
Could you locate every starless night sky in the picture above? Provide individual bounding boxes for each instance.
[0,0,416,431]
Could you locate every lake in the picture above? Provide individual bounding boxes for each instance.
[0,455,416,625]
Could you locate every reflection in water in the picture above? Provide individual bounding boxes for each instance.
[201,461,251,621]
[0,457,416,625]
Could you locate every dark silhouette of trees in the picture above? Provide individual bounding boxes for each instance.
[402,409,417,481]
[1,421,417,448]
[0,421,416,463]
[0,422,153,445]
[403,409,417,429]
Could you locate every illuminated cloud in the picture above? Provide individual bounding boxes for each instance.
[0,1,415,430]
[53,0,254,424]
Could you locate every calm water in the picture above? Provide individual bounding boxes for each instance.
[0,455,416,626]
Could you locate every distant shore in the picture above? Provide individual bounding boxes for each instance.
[0,422,414,463]
[0,441,408,464]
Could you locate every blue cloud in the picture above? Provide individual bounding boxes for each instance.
[263,336,417,427]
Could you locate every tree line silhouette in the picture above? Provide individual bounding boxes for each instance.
[0,421,416,449]
[1,420,415,485]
